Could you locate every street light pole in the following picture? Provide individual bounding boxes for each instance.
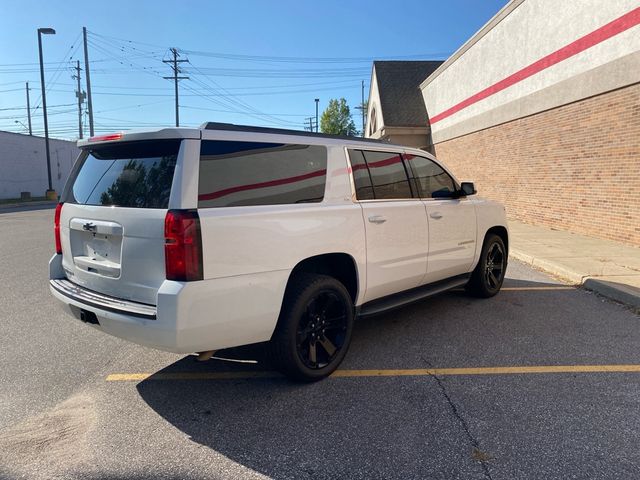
[37,27,56,199]
[14,120,29,133]
[25,82,32,135]
[314,98,319,133]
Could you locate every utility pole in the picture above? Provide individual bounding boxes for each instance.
[163,48,189,127]
[361,80,365,136]
[314,98,319,133]
[25,82,32,135]
[304,117,317,132]
[73,61,86,139]
[355,80,367,137]
[82,27,94,136]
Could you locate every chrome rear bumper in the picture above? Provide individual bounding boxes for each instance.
[50,278,157,319]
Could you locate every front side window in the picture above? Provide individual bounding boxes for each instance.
[361,150,413,200]
[404,154,456,198]
[198,141,327,208]
[65,140,180,208]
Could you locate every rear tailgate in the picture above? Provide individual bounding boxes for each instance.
[59,139,183,305]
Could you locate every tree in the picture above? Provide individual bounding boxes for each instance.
[320,98,357,136]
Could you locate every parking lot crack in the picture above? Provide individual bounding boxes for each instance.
[421,357,494,480]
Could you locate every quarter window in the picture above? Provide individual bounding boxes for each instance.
[198,141,327,208]
[404,154,456,198]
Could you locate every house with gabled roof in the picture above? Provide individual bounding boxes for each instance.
[365,61,442,151]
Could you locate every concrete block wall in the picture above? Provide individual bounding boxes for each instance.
[0,131,78,200]
[434,83,640,247]
[422,1,640,144]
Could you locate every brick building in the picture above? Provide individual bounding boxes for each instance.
[365,0,640,247]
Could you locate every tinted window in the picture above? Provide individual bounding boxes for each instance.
[347,149,374,200]
[404,154,456,198]
[198,141,327,208]
[362,150,412,199]
[65,140,180,208]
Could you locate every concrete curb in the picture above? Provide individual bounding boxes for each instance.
[583,278,640,310]
[0,200,57,210]
[510,248,640,310]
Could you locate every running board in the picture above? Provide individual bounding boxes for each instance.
[357,274,470,318]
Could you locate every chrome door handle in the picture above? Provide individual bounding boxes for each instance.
[368,215,387,224]
[429,212,443,219]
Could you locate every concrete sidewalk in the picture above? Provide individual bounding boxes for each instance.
[509,220,640,310]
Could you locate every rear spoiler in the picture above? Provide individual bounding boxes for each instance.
[77,128,201,148]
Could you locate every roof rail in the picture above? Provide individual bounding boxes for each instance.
[200,122,392,144]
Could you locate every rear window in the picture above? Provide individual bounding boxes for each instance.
[64,140,180,208]
[198,141,327,208]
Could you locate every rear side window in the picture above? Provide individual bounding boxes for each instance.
[404,154,456,198]
[198,141,327,208]
[65,140,180,208]
[361,150,413,200]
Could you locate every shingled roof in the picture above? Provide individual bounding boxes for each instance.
[373,61,443,127]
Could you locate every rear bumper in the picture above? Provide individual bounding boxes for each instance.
[50,279,157,319]
[49,255,290,354]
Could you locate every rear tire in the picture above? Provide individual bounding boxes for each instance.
[466,233,507,298]
[269,273,354,382]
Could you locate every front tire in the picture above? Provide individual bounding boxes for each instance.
[466,233,507,298]
[269,273,354,382]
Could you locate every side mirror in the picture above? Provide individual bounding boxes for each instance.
[460,182,476,196]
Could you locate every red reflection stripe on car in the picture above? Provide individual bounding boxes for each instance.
[198,169,327,201]
[366,155,403,169]
[429,7,640,124]
[351,154,403,172]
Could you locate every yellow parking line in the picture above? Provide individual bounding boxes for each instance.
[500,286,576,291]
[106,364,640,382]
[452,286,576,292]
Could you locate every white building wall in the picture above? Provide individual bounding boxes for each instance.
[365,66,384,138]
[421,0,640,143]
[0,131,78,199]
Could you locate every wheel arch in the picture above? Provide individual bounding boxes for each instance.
[287,253,360,304]
[485,225,509,255]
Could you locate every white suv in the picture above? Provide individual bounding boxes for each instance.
[49,123,508,381]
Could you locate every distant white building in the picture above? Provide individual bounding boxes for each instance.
[0,130,78,200]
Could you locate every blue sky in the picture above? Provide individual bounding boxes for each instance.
[0,0,507,139]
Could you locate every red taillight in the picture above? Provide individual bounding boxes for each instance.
[164,209,203,281]
[54,202,63,254]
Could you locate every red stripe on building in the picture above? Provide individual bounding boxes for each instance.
[198,169,327,201]
[429,7,640,125]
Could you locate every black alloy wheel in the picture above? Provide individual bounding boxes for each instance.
[484,241,505,291]
[270,273,354,382]
[466,233,507,298]
[296,290,348,369]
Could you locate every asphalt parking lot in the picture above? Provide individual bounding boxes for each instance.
[1,207,639,480]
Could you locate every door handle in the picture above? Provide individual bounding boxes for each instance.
[429,212,443,219]
[368,215,387,224]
